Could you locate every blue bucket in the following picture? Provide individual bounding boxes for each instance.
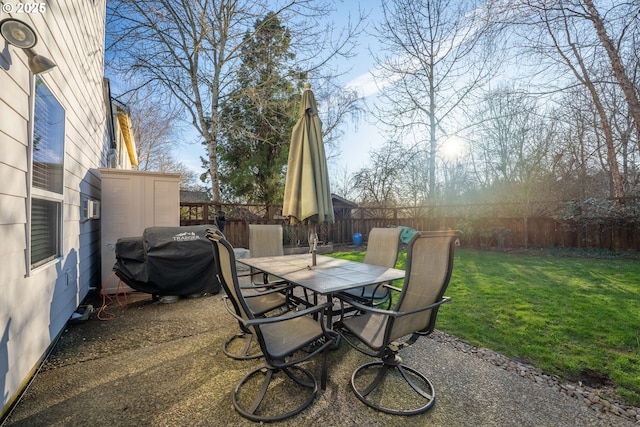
[352,233,363,246]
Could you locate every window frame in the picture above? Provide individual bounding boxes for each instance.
[28,75,66,272]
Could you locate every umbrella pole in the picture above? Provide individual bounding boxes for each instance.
[309,223,318,266]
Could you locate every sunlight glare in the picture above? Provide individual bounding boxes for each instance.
[441,135,466,160]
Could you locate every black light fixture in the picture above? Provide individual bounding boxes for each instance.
[0,18,56,74]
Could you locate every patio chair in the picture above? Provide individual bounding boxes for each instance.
[211,228,291,360]
[247,224,318,308]
[333,230,458,415]
[245,224,288,287]
[207,228,336,422]
[341,227,402,308]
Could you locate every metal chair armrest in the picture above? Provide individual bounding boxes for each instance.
[244,301,333,327]
[222,294,326,327]
[222,296,245,323]
[238,269,288,286]
[237,270,261,278]
[382,283,403,293]
[335,293,451,318]
[239,283,293,295]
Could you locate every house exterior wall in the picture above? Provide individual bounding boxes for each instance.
[113,112,134,170]
[0,1,108,416]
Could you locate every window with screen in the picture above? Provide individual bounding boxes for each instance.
[31,76,65,268]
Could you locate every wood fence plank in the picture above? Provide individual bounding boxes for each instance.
[179,202,639,251]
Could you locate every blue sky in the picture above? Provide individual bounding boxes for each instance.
[328,2,386,178]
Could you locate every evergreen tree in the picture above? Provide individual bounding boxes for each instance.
[218,12,304,205]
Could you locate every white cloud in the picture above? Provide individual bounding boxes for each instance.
[343,59,406,99]
[344,71,379,98]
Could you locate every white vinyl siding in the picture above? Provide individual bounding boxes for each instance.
[1,0,109,416]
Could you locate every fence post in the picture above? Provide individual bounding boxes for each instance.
[202,203,209,222]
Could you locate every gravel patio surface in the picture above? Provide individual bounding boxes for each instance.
[2,280,636,427]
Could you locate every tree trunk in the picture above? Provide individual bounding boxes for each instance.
[429,72,437,198]
[546,11,625,199]
[586,85,625,199]
[207,137,221,204]
[583,0,640,153]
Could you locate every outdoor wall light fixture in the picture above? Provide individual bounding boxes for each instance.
[0,18,57,74]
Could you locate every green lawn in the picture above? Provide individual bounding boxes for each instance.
[331,248,640,406]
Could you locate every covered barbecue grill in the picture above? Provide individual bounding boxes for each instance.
[113,225,221,297]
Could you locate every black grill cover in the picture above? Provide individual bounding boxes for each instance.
[113,225,221,296]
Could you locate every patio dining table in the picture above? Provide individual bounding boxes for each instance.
[237,253,406,325]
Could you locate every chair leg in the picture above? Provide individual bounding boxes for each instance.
[223,332,263,360]
[383,295,392,310]
[232,365,318,422]
[321,346,328,390]
[350,359,436,415]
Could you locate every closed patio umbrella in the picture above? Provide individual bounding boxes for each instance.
[283,83,334,265]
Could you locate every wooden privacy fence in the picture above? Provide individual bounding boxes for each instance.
[180,202,640,251]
